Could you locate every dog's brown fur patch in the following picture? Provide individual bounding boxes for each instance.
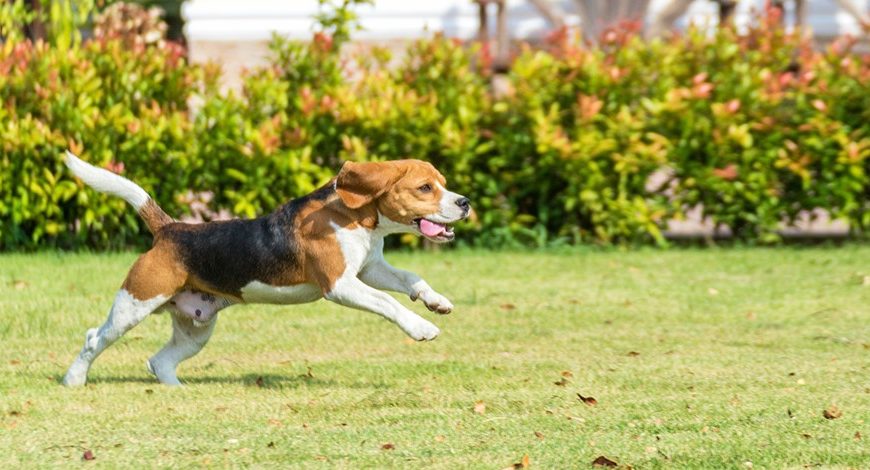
[374,161,446,226]
[295,192,379,291]
[138,199,174,234]
[122,240,187,301]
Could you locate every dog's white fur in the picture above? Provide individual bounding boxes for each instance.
[64,151,149,210]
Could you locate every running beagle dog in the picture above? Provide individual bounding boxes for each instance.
[61,152,470,386]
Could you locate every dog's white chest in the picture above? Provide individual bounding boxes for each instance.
[239,281,323,304]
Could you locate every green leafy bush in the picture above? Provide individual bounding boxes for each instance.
[0,37,200,249]
[0,3,868,250]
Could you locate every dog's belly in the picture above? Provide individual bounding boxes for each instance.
[240,281,323,304]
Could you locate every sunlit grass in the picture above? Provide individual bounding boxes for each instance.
[1,247,868,468]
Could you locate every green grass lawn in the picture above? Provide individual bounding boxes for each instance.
[1,247,868,468]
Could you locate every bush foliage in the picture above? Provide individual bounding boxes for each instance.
[1,3,868,249]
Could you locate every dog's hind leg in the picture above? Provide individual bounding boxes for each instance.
[147,312,218,386]
[62,289,169,386]
[62,246,186,387]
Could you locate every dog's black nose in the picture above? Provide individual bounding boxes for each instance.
[455,197,470,212]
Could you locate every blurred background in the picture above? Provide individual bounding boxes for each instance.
[1,0,868,249]
[183,0,870,86]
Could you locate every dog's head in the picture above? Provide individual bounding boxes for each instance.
[335,160,470,243]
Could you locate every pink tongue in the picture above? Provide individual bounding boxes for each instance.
[419,219,446,237]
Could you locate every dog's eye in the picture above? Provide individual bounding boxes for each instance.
[418,184,432,193]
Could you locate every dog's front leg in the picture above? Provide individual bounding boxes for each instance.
[359,259,453,314]
[324,276,441,341]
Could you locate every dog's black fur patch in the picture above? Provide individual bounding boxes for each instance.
[162,184,335,295]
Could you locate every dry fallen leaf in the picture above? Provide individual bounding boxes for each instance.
[519,454,530,468]
[267,441,275,448]
[801,433,812,439]
[823,405,842,420]
[626,351,640,357]
[592,455,618,467]
[855,431,862,440]
[500,303,516,311]
[381,443,395,451]
[554,377,569,387]
[577,393,598,406]
[82,450,95,461]
[502,454,531,470]
[561,371,573,378]
[473,401,486,415]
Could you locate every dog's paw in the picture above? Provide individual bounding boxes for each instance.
[62,359,90,387]
[402,318,440,341]
[416,290,453,314]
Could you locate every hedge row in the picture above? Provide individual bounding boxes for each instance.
[1,7,868,249]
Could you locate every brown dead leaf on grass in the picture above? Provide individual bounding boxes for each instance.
[534,431,544,440]
[82,450,95,461]
[502,454,530,469]
[500,303,516,311]
[381,443,395,451]
[626,351,640,357]
[561,371,573,378]
[855,431,862,440]
[823,405,842,419]
[554,377,569,387]
[473,401,486,414]
[577,393,597,406]
[592,455,618,467]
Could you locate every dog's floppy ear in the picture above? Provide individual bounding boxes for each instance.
[335,161,404,209]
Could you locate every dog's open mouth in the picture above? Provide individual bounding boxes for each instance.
[414,218,455,242]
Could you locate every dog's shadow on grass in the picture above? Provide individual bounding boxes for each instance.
[56,373,381,390]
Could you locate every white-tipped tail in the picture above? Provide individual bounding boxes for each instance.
[64,151,150,210]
